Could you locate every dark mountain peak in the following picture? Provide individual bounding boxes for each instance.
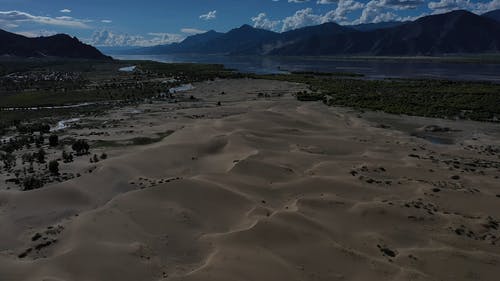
[48,33,71,38]
[238,24,254,30]
[416,9,476,23]
[410,9,500,30]
[318,21,343,28]
[447,9,473,15]
[0,29,110,59]
[226,24,277,37]
[288,21,350,33]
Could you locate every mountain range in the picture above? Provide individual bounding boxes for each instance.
[0,30,110,60]
[1,9,500,59]
[121,9,500,57]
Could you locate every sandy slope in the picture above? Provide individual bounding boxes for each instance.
[1,79,499,281]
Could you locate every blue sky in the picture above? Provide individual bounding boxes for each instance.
[0,0,499,46]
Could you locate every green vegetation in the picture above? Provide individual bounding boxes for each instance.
[255,73,500,122]
[49,134,59,147]
[48,160,59,175]
[22,175,43,191]
[0,58,240,135]
[62,151,73,163]
[35,148,46,164]
[72,140,90,155]
[2,57,500,138]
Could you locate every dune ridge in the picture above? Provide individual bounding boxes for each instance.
[0,79,499,281]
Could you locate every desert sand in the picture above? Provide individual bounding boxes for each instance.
[1,78,500,281]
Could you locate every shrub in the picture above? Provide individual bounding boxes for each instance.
[35,135,44,147]
[1,153,16,170]
[35,148,46,164]
[21,153,34,164]
[49,135,59,147]
[22,175,43,191]
[48,160,59,175]
[72,140,90,155]
[62,151,73,163]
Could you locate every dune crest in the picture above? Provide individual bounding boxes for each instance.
[1,79,499,281]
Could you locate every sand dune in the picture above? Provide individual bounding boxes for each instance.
[1,79,499,281]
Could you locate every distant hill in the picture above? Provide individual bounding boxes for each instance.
[122,10,500,57]
[0,29,111,59]
[192,25,277,55]
[483,9,500,22]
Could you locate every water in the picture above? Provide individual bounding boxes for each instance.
[112,54,500,82]
[1,102,95,111]
[119,65,136,72]
[51,118,81,132]
[169,84,195,94]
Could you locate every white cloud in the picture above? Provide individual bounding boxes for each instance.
[200,10,217,20]
[15,30,58,38]
[475,0,500,13]
[428,0,472,13]
[0,10,89,28]
[251,13,281,31]
[427,0,500,14]
[281,8,327,31]
[354,0,425,24]
[181,28,206,34]
[60,9,71,13]
[281,1,364,31]
[88,30,185,47]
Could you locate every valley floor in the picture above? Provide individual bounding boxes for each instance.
[1,79,500,281]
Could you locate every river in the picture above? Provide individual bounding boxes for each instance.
[111,54,500,82]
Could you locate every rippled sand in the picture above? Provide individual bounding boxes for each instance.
[1,79,499,281]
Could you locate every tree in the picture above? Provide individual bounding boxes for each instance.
[35,148,46,164]
[49,134,59,147]
[21,153,34,165]
[48,160,59,175]
[72,140,90,156]
[2,153,16,170]
[35,134,44,148]
[62,151,73,163]
[23,175,43,191]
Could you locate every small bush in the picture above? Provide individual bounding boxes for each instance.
[23,175,43,191]
[48,160,59,175]
[49,135,59,147]
[62,151,73,163]
[35,148,46,164]
[72,139,90,156]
